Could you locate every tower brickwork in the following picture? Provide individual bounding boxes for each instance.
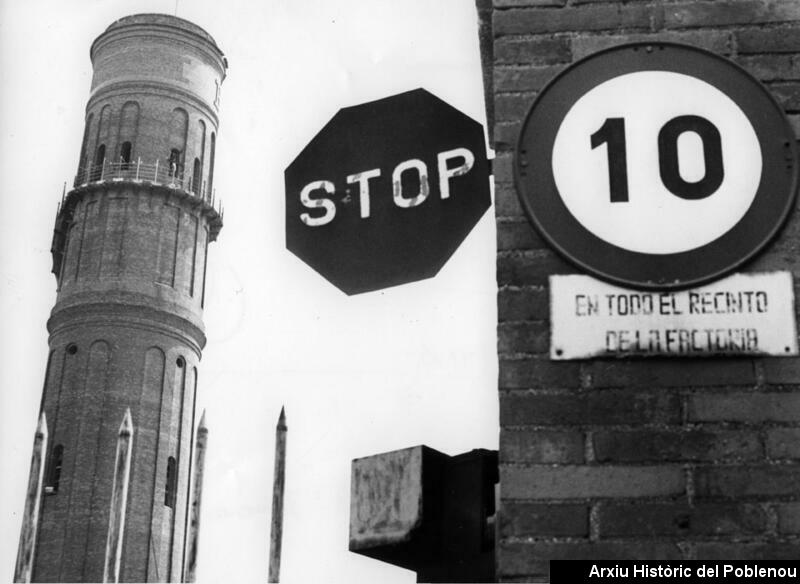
[30,14,225,582]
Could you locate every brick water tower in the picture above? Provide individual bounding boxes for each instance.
[18,14,226,582]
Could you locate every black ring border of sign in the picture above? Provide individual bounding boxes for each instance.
[514,42,799,290]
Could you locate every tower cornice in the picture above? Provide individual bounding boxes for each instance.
[87,80,221,127]
[90,14,226,81]
[47,300,207,356]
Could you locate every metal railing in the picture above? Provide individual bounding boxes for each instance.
[73,158,219,211]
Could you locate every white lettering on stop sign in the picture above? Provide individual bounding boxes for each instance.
[299,147,475,226]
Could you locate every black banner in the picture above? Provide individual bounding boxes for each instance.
[551,561,799,584]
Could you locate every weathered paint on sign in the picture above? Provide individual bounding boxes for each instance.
[349,446,424,550]
[550,271,799,359]
[285,88,491,295]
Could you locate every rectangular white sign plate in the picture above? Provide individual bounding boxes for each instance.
[550,272,799,360]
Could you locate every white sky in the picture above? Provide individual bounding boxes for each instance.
[0,1,498,582]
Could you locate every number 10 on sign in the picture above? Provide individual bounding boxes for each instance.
[592,115,724,203]
[551,70,762,256]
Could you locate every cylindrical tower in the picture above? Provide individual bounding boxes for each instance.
[32,14,226,582]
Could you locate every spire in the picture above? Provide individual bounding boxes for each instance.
[36,411,48,438]
[119,407,133,436]
[198,409,208,433]
[14,412,49,583]
[185,410,209,582]
[269,406,287,583]
[104,409,134,583]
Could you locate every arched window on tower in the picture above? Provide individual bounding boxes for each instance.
[169,107,188,181]
[77,113,94,184]
[91,144,106,181]
[165,456,177,508]
[95,144,106,166]
[168,149,181,179]
[192,158,201,195]
[198,119,206,195]
[45,444,64,494]
[117,101,139,161]
[120,141,132,166]
[208,132,216,201]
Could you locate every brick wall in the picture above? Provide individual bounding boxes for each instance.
[490,1,800,580]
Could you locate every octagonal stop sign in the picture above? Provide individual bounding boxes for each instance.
[285,88,491,295]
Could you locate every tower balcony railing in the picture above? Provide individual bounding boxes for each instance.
[72,158,220,213]
[55,157,224,276]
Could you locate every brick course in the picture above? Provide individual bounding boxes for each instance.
[499,503,589,537]
[502,465,686,499]
[592,429,762,462]
[494,5,655,36]
[598,503,769,536]
[777,503,800,533]
[766,428,800,459]
[498,287,549,321]
[664,1,800,29]
[694,466,800,498]
[497,221,548,252]
[736,26,800,53]
[500,428,584,463]
[688,392,800,422]
[571,30,731,59]
[500,390,681,426]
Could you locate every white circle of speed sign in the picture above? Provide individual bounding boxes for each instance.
[551,71,762,255]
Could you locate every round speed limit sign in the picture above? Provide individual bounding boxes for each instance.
[515,42,799,289]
